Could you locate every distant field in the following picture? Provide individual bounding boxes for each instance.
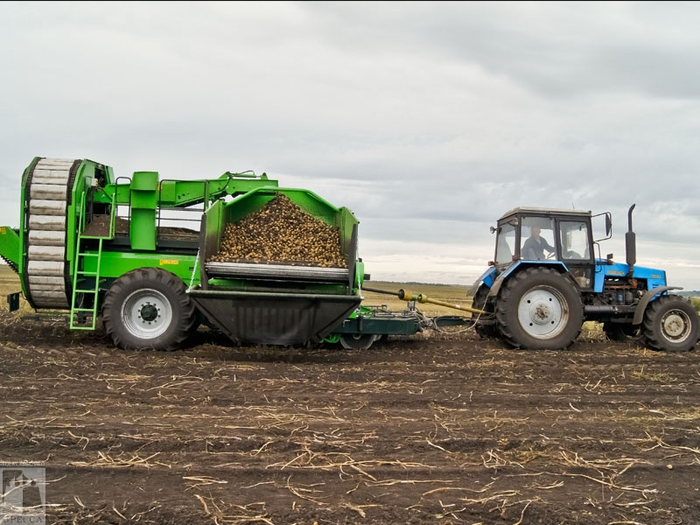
[0,264,15,291]
[361,280,473,317]
[0,265,30,313]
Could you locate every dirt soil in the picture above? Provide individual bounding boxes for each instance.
[1,314,699,525]
[82,215,199,241]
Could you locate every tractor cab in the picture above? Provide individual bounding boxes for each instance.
[493,207,596,289]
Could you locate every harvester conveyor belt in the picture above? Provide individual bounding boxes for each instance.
[25,157,77,309]
[205,261,349,282]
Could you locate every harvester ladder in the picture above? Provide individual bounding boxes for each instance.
[70,238,104,329]
[69,191,114,330]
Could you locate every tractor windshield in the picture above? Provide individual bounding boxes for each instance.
[520,217,556,261]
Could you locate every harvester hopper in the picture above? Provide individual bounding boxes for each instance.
[187,187,363,346]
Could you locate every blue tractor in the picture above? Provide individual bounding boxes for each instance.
[470,204,700,351]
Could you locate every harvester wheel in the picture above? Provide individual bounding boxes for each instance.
[496,267,583,350]
[642,295,700,352]
[339,334,377,350]
[103,267,196,351]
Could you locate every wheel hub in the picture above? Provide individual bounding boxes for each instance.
[121,288,173,339]
[662,310,690,341]
[517,287,567,338]
[140,303,159,323]
[531,302,553,325]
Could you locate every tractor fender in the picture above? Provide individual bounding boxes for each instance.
[632,286,682,325]
[468,266,497,297]
[488,260,571,299]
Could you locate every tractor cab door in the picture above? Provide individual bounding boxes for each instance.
[558,219,595,289]
[494,220,517,268]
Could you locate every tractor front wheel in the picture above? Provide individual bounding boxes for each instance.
[642,295,700,352]
[102,267,196,351]
[496,267,583,350]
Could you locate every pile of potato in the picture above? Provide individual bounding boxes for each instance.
[209,194,347,268]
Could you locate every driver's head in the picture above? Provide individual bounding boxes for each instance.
[531,226,541,237]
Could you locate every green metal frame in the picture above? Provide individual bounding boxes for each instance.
[66,159,115,284]
[0,227,20,270]
[72,166,282,300]
[81,252,199,283]
[92,173,280,210]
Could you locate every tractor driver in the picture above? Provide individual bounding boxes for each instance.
[522,226,555,260]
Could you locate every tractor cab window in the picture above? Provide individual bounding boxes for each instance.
[560,220,593,289]
[560,221,591,260]
[495,221,516,266]
[520,217,556,261]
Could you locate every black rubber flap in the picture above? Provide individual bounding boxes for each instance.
[188,289,361,346]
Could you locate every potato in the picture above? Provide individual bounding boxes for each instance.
[210,194,347,268]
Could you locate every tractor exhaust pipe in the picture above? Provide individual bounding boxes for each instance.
[626,204,636,275]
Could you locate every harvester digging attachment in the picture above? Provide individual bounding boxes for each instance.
[361,286,488,331]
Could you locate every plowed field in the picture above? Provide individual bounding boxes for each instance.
[1,308,700,525]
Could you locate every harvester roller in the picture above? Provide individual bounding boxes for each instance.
[24,157,79,309]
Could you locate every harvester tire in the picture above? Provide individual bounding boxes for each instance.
[642,295,700,352]
[102,267,196,351]
[496,267,583,350]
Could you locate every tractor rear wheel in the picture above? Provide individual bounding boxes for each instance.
[602,322,644,344]
[642,295,699,352]
[496,267,583,350]
[103,267,196,351]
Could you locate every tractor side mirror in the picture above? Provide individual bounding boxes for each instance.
[593,211,613,242]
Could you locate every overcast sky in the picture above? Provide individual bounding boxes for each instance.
[1,1,700,289]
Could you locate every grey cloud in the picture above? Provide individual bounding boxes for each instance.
[301,1,700,99]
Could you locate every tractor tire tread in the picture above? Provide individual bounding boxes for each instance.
[642,294,700,352]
